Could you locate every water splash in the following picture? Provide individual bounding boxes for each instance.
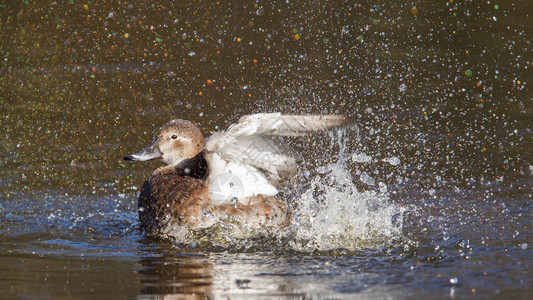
[288,160,404,251]
[281,128,405,251]
[161,129,406,252]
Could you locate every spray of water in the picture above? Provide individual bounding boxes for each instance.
[287,129,406,251]
[166,128,406,251]
[288,161,404,251]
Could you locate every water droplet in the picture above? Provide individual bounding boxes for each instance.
[383,156,400,165]
[399,83,407,92]
[353,153,372,163]
[360,173,375,186]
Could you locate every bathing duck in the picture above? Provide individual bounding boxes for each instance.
[124,113,354,238]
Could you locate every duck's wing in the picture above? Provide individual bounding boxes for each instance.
[204,113,354,203]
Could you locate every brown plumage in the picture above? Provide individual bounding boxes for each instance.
[137,157,289,237]
[124,113,355,239]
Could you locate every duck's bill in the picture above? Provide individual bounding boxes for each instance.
[123,143,162,162]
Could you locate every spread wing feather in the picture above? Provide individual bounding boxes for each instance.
[205,113,354,203]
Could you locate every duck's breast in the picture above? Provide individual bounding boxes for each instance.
[138,166,211,234]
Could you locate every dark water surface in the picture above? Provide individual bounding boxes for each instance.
[1,0,531,298]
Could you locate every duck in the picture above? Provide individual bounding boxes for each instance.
[124,113,354,239]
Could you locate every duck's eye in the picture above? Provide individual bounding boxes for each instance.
[171,134,178,140]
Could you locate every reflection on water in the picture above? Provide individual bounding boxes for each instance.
[1,0,531,298]
[4,244,531,298]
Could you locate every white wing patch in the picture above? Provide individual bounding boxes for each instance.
[206,153,278,204]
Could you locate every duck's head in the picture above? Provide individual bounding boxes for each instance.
[124,119,205,166]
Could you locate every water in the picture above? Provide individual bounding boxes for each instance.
[1,0,531,298]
